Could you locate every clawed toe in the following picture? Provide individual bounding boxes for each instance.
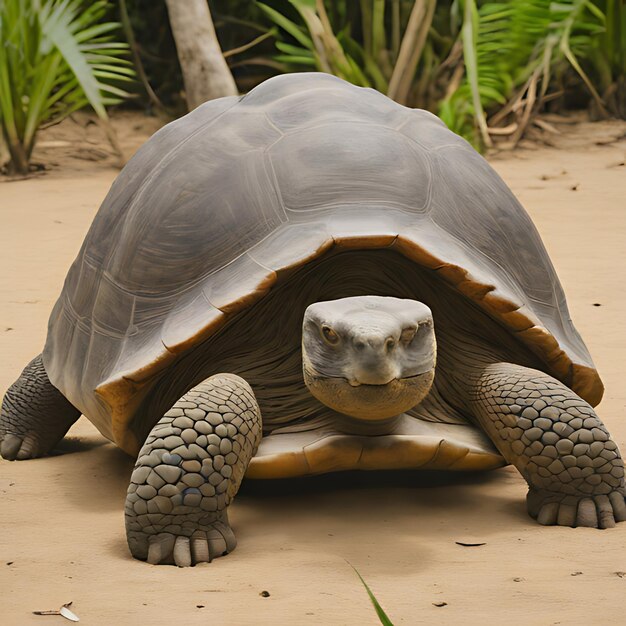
[191,534,210,563]
[149,526,233,566]
[0,432,40,460]
[530,490,626,529]
[0,434,23,460]
[129,514,236,567]
[173,536,192,567]
[146,534,174,564]
[594,495,615,529]
[609,491,626,521]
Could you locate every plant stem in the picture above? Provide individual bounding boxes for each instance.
[462,0,492,147]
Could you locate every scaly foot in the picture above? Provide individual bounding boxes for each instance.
[0,355,80,460]
[527,488,626,528]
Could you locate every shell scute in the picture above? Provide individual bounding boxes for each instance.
[268,123,431,213]
[201,253,277,314]
[265,81,408,133]
[399,109,467,150]
[92,275,135,336]
[161,291,225,354]
[248,222,334,276]
[68,259,101,321]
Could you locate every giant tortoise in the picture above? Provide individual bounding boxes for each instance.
[2,73,624,567]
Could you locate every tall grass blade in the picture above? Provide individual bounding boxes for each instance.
[351,566,395,626]
[257,3,313,49]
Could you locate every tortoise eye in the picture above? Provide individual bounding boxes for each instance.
[321,325,340,345]
[400,326,417,343]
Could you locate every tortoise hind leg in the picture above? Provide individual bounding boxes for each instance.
[0,354,81,460]
[125,373,262,566]
[467,362,626,528]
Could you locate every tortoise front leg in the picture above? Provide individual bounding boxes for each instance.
[125,373,262,566]
[0,355,81,460]
[467,362,626,528]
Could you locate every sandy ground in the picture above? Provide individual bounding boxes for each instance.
[1,113,626,625]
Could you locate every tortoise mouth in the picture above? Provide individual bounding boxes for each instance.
[303,368,435,420]
[345,369,431,387]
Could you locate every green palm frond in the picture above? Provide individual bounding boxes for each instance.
[0,0,134,174]
[439,0,607,146]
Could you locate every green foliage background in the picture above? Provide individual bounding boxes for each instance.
[126,0,623,147]
[2,0,623,174]
[0,0,134,174]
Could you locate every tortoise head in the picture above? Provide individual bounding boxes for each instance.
[302,296,436,420]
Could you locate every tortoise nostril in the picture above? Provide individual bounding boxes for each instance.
[354,340,366,351]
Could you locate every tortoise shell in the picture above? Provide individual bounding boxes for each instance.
[42,73,602,459]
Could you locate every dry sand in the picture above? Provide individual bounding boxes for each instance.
[1,114,625,625]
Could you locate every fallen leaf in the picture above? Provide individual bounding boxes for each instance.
[455,541,486,547]
[34,602,79,622]
[513,577,524,582]
[433,602,448,607]
[60,603,79,622]
[615,572,626,578]
[571,572,583,576]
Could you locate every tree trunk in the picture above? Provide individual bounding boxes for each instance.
[164,0,238,110]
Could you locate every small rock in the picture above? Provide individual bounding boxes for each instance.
[513,577,524,582]
[432,601,447,607]
[571,571,583,576]
[260,590,270,598]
